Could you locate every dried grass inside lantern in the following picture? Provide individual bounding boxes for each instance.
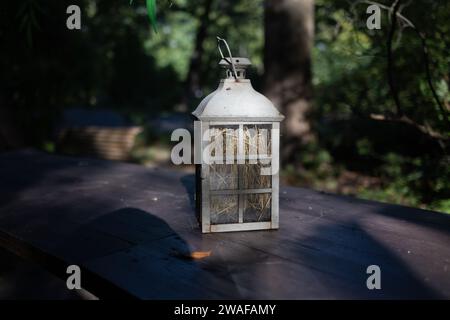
[244,193,272,222]
[243,124,272,158]
[209,125,273,224]
[210,194,238,224]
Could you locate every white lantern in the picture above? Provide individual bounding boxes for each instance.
[193,38,284,233]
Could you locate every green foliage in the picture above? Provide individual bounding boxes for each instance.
[430,199,450,214]
[304,0,450,212]
[130,0,158,31]
[145,0,157,31]
[3,0,449,213]
[2,0,264,137]
[143,9,197,79]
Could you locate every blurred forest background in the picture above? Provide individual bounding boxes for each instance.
[1,0,449,212]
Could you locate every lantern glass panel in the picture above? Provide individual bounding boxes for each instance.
[244,193,272,222]
[210,195,239,224]
[209,125,238,160]
[210,164,238,190]
[242,163,272,189]
[243,124,272,158]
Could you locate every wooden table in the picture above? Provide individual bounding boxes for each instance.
[0,150,449,299]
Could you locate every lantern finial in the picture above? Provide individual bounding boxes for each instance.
[217,36,251,79]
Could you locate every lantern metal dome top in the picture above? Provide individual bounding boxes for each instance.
[192,38,284,122]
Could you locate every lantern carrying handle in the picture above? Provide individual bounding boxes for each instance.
[217,36,238,80]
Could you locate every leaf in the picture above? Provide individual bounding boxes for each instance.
[146,0,158,32]
[129,0,157,32]
[190,251,212,259]
[172,250,212,260]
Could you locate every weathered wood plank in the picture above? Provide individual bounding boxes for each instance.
[0,150,449,299]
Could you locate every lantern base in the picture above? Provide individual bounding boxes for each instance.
[202,221,279,233]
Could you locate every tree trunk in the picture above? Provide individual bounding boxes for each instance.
[264,0,314,163]
[183,0,214,109]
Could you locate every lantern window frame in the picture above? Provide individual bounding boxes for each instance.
[197,120,280,233]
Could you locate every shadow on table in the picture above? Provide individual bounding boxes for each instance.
[0,149,117,209]
[176,186,450,299]
[0,246,94,300]
[291,221,443,299]
[180,173,196,212]
[56,207,240,299]
[276,191,447,299]
[1,151,446,299]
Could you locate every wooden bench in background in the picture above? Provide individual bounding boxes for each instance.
[57,126,142,161]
